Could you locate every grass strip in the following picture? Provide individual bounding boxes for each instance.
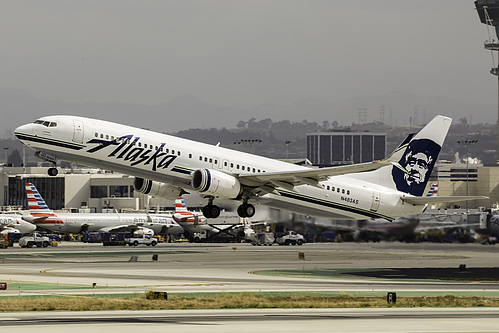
[1,293,499,312]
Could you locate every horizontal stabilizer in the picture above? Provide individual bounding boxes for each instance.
[401,196,488,205]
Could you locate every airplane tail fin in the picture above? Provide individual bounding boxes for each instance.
[25,183,57,217]
[426,184,438,197]
[175,197,188,212]
[351,116,451,197]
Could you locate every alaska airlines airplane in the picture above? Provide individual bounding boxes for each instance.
[15,115,484,221]
[23,183,184,235]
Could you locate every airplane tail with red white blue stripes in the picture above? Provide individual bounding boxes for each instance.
[25,183,57,218]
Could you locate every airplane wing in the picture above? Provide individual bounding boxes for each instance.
[238,134,413,194]
[239,159,395,194]
[98,225,139,233]
[401,196,488,205]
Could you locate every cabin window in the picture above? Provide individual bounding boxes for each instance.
[252,168,256,172]
[204,157,208,162]
[95,132,98,137]
[209,158,213,163]
[237,164,240,169]
[242,166,245,171]
[189,154,192,158]
[231,163,234,168]
[337,188,340,193]
[224,161,228,167]
[49,122,57,127]
[327,186,330,190]
[331,187,335,191]
[342,189,345,194]
[347,190,350,195]
[214,160,218,165]
[178,151,181,156]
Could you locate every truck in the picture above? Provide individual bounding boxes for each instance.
[124,234,158,246]
[251,233,275,246]
[19,233,52,248]
[275,231,305,246]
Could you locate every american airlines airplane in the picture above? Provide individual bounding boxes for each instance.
[14,115,484,221]
[23,183,184,235]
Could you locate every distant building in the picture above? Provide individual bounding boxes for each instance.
[306,131,386,166]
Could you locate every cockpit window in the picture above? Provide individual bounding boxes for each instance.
[34,120,57,127]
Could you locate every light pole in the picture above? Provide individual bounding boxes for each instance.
[285,140,291,159]
[234,137,262,154]
[457,138,478,213]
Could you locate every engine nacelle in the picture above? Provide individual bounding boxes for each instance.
[134,178,184,200]
[191,169,242,199]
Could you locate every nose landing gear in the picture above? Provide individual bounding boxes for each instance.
[48,166,58,176]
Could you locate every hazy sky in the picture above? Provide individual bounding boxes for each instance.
[1,1,495,108]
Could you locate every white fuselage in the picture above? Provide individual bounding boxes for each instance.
[15,116,426,220]
[0,215,36,234]
[28,212,183,235]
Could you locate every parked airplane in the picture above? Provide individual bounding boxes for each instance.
[0,214,36,234]
[22,183,184,235]
[15,115,485,221]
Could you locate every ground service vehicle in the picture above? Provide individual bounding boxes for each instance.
[19,233,52,248]
[125,234,158,246]
[276,231,305,246]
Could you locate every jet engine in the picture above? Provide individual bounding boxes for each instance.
[133,178,184,200]
[191,169,242,199]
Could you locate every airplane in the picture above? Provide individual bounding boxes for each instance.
[22,183,184,235]
[14,115,486,222]
[0,213,36,235]
[171,196,248,242]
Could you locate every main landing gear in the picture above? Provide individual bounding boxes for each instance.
[202,197,256,219]
[237,202,255,218]
[202,197,221,219]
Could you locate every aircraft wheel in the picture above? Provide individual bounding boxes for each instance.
[203,205,220,218]
[48,167,58,176]
[237,204,255,218]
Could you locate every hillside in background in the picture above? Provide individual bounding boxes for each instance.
[0,88,495,139]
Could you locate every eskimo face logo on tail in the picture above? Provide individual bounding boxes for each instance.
[391,138,440,196]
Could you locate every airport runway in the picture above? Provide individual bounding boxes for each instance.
[1,307,499,332]
[1,242,499,331]
[1,242,498,296]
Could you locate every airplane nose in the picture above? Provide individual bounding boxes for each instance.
[14,123,33,138]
